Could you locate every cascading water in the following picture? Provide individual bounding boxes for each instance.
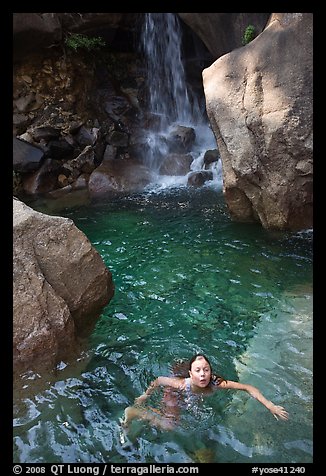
[142,13,201,128]
[140,13,221,188]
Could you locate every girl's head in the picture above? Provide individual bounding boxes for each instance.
[188,354,212,388]
[188,354,226,387]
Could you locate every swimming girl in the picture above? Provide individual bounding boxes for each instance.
[122,353,289,430]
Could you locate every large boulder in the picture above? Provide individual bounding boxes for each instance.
[88,158,154,197]
[13,198,114,373]
[203,13,313,230]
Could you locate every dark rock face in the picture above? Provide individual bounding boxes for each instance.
[178,13,270,59]
[13,13,138,60]
[13,13,62,59]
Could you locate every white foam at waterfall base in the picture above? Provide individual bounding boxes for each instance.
[145,123,223,193]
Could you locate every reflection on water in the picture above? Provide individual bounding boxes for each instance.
[13,188,313,463]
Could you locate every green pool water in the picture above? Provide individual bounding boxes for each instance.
[13,187,313,463]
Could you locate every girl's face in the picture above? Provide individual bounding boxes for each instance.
[189,356,212,388]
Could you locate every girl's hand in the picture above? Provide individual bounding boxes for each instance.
[270,404,289,421]
[134,394,148,406]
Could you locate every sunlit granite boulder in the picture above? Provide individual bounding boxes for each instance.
[13,198,114,374]
[203,13,313,230]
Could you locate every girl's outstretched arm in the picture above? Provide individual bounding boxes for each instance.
[219,380,289,420]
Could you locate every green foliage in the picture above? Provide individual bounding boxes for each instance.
[242,25,256,45]
[65,33,106,52]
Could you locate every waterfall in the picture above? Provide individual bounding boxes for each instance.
[141,13,201,128]
[140,13,221,189]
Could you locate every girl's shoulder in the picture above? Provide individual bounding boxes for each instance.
[211,375,227,387]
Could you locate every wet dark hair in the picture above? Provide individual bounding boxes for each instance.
[172,353,226,385]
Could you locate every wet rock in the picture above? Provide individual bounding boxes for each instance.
[13,137,44,173]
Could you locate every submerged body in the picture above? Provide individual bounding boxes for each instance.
[123,354,289,430]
